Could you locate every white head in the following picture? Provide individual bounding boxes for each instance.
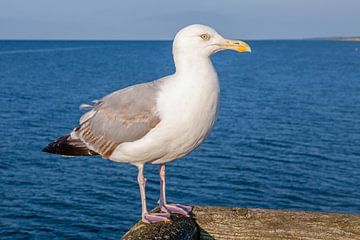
[173,24,251,58]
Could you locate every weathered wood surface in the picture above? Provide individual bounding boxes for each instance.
[122,206,360,240]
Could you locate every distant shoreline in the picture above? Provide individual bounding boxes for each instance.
[323,37,360,42]
[306,36,360,42]
[335,38,360,42]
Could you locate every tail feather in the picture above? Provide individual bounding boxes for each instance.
[42,134,99,156]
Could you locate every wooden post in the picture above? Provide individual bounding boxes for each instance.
[122,206,360,240]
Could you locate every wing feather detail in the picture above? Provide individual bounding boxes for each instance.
[74,82,162,159]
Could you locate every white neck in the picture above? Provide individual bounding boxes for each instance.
[173,50,216,79]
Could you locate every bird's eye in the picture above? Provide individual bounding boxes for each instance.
[200,34,210,40]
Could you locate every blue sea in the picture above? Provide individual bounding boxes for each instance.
[0,40,359,239]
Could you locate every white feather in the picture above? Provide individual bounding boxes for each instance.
[110,25,222,165]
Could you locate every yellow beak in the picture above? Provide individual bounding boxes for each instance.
[221,39,251,53]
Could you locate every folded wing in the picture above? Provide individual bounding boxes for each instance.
[76,82,161,159]
[44,81,161,158]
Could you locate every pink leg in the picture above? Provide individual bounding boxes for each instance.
[137,164,170,223]
[159,164,192,216]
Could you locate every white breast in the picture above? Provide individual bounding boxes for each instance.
[151,72,219,164]
[110,60,219,165]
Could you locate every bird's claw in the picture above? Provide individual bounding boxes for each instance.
[161,204,192,216]
[142,212,170,223]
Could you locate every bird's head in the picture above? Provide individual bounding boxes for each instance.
[173,24,251,57]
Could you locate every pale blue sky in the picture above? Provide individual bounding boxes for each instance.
[0,0,359,40]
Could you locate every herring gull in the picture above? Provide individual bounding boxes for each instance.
[43,24,251,223]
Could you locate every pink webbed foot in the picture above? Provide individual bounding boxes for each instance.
[142,212,170,223]
[161,204,193,216]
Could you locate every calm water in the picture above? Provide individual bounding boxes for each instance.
[0,40,359,239]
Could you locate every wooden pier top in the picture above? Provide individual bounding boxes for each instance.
[122,206,360,240]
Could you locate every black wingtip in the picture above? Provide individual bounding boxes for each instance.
[42,145,50,153]
[42,144,56,153]
[42,134,98,157]
[42,135,69,155]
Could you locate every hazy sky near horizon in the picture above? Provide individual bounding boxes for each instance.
[1,0,359,40]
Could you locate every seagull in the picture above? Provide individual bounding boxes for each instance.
[43,24,251,223]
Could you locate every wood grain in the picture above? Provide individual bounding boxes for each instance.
[122,206,360,240]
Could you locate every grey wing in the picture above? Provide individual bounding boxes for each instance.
[73,81,161,159]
